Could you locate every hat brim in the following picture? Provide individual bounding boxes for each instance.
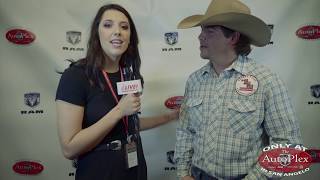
[178,13,271,47]
[177,15,204,29]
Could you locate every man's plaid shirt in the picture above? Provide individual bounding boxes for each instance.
[174,56,301,179]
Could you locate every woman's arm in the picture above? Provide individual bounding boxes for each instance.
[139,110,179,131]
[56,100,122,159]
[56,94,141,160]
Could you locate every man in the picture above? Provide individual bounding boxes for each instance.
[174,0,302,179]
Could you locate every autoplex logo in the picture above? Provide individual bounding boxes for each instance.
[258,144,312,177]
[296,25,320,40]
[12,161,44,175]
[306,149,320,163]
[6,29,35,45]
[164,96,184,109]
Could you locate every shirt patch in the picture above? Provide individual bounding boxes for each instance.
[235,75,258,96]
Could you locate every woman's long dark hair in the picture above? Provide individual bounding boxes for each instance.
[76,4,143,90]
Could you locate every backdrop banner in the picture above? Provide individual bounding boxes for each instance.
[1,0,319,179]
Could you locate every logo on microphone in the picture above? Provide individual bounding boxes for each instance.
[117,80,142,95]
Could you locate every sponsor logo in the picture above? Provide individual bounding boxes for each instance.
[268,24,274,45]
[165,32,178,45]
[296,25,320,40]
[310,84,320,98]
[164,166,177,171]
[6,29,35,45]
[20,109,44,114]
[21,92,44,115]
[24,92,40,108]
[162,32,182,52]
[164,96,184,109]
[66,31,81,45]
[162,47,181,52]
[62,31,84,51]
[12,161,44,175]
[258,144,312,177]
[164,150,177,171]
[166,150,177,165]
[308,84,320,105]
[306,149,320,163]
[72,160,78,168]
[68,160,77,176]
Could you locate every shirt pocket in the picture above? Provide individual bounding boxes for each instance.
[185,97,203,134]
[227,99,257,135]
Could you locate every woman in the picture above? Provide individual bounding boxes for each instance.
[56,4,178,180]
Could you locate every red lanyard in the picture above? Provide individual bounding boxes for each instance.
[102,68,129,136]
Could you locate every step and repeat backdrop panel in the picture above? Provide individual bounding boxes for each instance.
[1,0,319,179]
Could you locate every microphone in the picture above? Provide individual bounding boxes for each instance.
[119,65,141,138]
[116,79,142,95]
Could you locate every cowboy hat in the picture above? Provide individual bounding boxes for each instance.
[178,0,271,47]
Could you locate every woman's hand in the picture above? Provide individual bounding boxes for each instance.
[181,176,194,180]
[167,108,180,121]
[116,93,141,117]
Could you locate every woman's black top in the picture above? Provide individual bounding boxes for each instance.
[56,65,147,180]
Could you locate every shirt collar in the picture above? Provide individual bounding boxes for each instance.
[200,62,213,77]
[226,55,254,75]
[200,55,254,77]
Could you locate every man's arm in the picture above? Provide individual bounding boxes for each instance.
[244,73,302,180]
[174,79,194,178]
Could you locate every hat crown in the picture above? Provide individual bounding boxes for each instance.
[205,0,251,18]
[177,0,271,46]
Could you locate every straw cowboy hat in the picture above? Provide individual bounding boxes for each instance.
[178,0,271,47]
